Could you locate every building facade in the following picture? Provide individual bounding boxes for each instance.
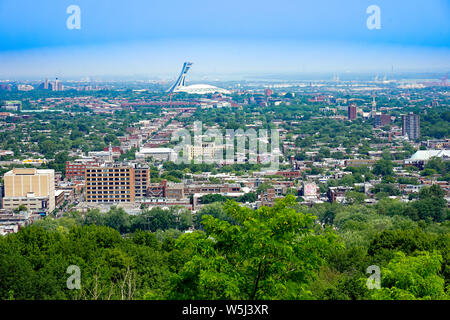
[135,148,176,162]
[133,163,150,200]
[65,159,97,180]
[374,113,391,127]
[402,112,420,140]
[2,168,55,213]
[348,105,357,120]
[85,165,135,203]
[186,142,223,161]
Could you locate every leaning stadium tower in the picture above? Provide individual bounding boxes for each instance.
[167,62,193,93]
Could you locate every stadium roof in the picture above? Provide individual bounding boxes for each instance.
[174,84,230,95]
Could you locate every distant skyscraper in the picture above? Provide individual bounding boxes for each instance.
[44,78,49,90]
[371,96,377,118]
[348,104,357,120]
[402,112,420,140]
[51,78,63,91]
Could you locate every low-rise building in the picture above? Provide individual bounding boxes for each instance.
[135,147,176,162]
[65,158,97,180]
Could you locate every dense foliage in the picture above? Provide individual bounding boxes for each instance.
[1,195,448,300]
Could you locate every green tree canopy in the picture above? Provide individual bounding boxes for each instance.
[168,195,341,299]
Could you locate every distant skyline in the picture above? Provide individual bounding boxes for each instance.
[0,0,449,79]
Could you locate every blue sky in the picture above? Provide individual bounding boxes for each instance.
[0,0,449,79]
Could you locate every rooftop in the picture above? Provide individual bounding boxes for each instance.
[409,150,450,161]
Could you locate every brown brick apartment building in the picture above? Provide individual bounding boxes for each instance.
[85,165,135,203]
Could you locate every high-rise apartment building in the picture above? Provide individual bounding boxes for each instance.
[51,78,63,91]
[2,168,55,213]
[348,105,357,120]
[85,164,135,203]
[402,112,420,140]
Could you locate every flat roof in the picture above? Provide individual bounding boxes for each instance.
[138,148,174,153]
[6,168,54,175]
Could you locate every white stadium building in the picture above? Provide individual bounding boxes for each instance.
[173,83,230,95]
[167,62,230,95]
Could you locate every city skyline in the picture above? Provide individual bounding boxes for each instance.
[1,0,449,306]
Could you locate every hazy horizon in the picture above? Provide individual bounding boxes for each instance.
[0,0,449,79]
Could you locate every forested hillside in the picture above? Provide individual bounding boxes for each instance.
[1,194,448,300]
